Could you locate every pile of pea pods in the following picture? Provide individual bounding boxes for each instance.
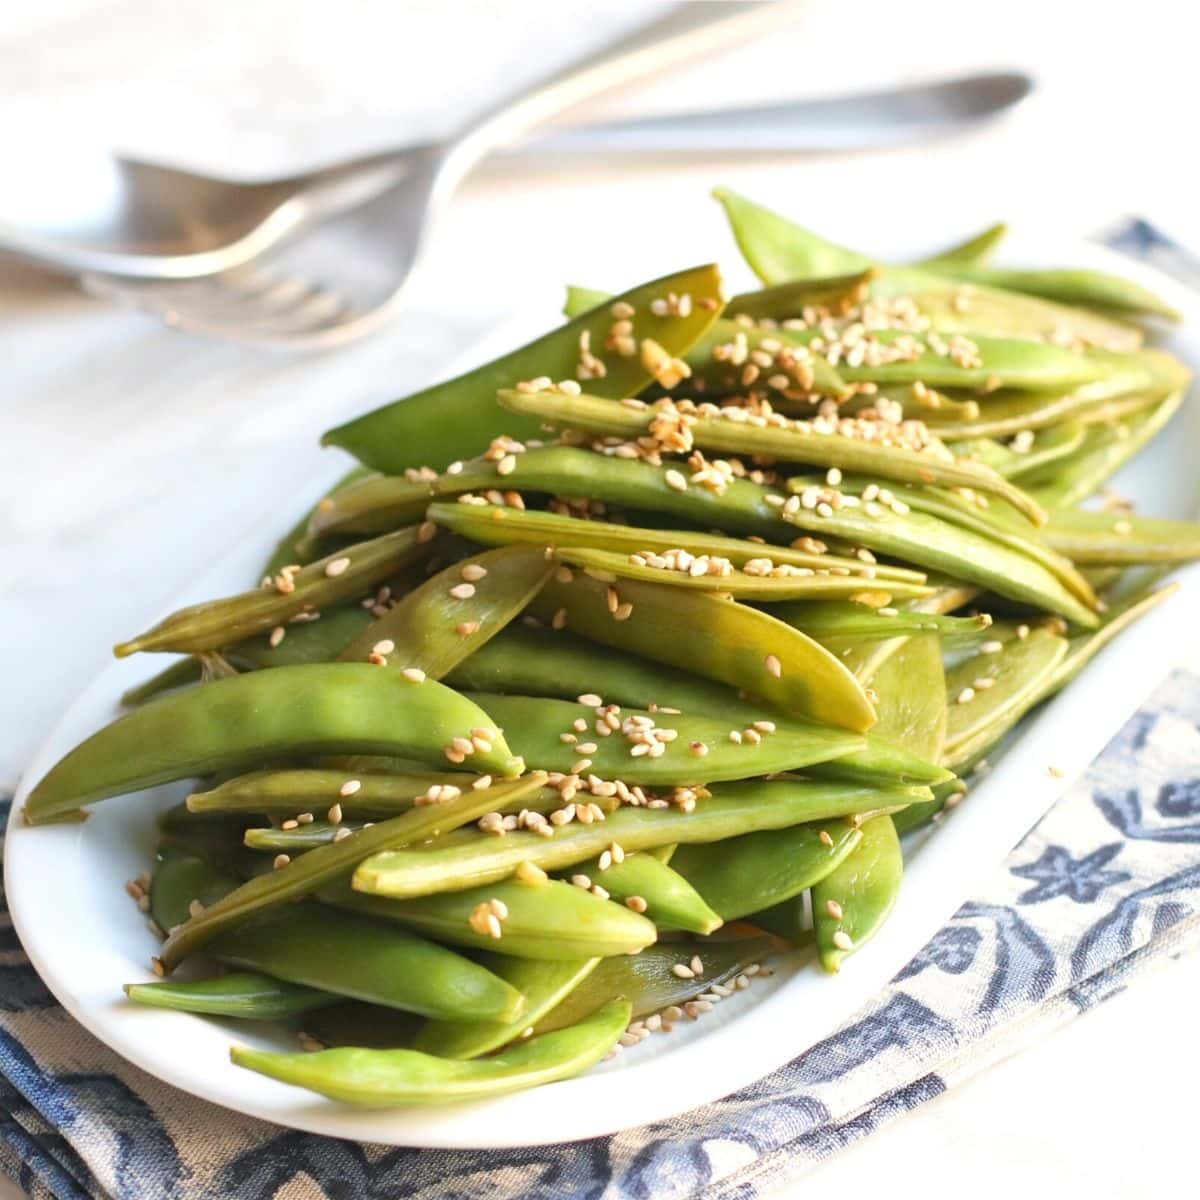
[24,190,1200,1107]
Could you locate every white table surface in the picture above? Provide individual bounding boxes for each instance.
[1,1,1197,1194]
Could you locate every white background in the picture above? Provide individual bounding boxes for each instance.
[1,1,1198,1195]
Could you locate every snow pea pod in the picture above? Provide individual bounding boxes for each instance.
[148,847,241,932]
[338,545,553,679]
[413,958,600,1060]
[773,601,990,645]
[231,997,631,1107]
[923,263,1180,322]
[125,973,337,1020]
[353,780,930,899]
[498,387,1046,524]
[869,634,947,765]
[464,692,864,785]
[157,773,547,971]
[723,270,876,321]
[945,583,1177,774]
[1042,510,1200,565]
[325,876,656,959]
[713,190,1142,350]
[552,851,722,934]
[943,624,1068,763]
[445,625,946,786]
[24,665,522,824]
[532,935,772,1035]
[713,187,871,280]
[918,221,1008,267]
[554,546,930,603]
[1025,390,1185,509]
[771,491,1100,627]
[949,422,1087,480]
[322,263,724,475]
[788,473,1097,609]
[528,571,877,731]
[209,904,524,1021]
[188,768,477,816]
[428,501,925,583]
[114,528,427,657]
[812,815,903,972]
[672,818,863,920]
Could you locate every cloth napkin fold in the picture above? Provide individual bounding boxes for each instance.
[3,219,1197,1200]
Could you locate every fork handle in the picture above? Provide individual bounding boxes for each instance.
[442,2,800,176]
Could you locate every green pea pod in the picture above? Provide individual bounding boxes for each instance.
[554,546,930,603]
[922,262,1180,322]
[890,777,966,836]
[188,768,481,816]
[262,466,372,576]
[125,972,337,1020]
[209,904,524,1021]
[532,936,772,1035]
[528,571,876,732]
[231,998,631,1107]
[713,187,872,280]
[302,1003,422,1050]
[724,270,877,321]
[773,601,990,645]
[148,847,240,932]
[554,851,722,934]
[1025,391,1185,509]
[948,422,1087,480]
[771,490,1099,627]
[338,545,553,677]
[812,815,903,972]
[428,501,925,584]
[787,473,1097,610]
[413,958,601,1060]
[946,582,1177,775]
[245,822,365,852]
[353,779,930,900]
[943,624,1069,764]
[918,221,1009,267]
[327,875,654,959]
[465,692,863,785]
[158,773,548,972]
[498,387,1045,524]
[24,665,523,824]
[671,818,862,920]
[322,262,725,474]
[713,190,1141,351]
[114,528,426,657]
[1042,510,1200,565]
[871,634,948,764]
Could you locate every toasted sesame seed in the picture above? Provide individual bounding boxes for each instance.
[1016,623,1030,640]
[591,884,610,900]
[832,930,854,951]
[187,898,205,918]
[552,607,568,630]
[333,827,353,842]
[690,955,703,975]
[273,854,291,870]
[456,620,481,636]
[326,803,343,824]
[577,693,603,707]
[764,653,782,678]
[281,818,298,830]
[671,963,695,979]
[449,582,476,600]
[979,640,1003,654]
[269,625,286,648]
[626,895,648,913]
[401,666,427,685]
[690,740,709,757]
[151,957,165,977]
[417,520,438,543]
[324,556,351,577]
[339,779,362,797]
[956,687,976,704]
[461,563,489,582]
[473,775,493,791]
[825,899,844,920]
[664,469,688,492]
[818,830,834,847]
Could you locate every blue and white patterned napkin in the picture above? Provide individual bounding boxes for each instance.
[3,221,1197,1200]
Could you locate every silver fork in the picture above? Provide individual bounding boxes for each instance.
[79,3,792,349]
